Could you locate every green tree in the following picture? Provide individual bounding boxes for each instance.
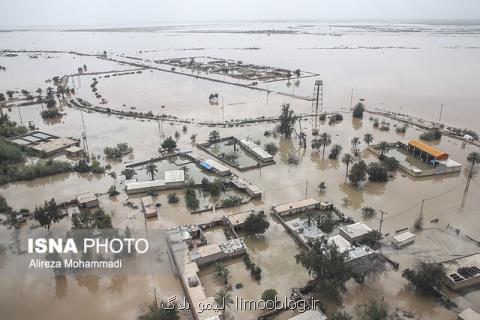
[213,262,230,286]
[278,103,297,137]
[208,130,221,143]
[214,288,234,318]
[161,136,177,152]
[342,153,354,178]
[356,300,389,320]
[261,288,278,303]
[318,182,327,192]
[146,162,158,181]
[140,301,179,320]
[402,262,445,295]
[34,198,60,230]
[312,132,332,156]
[361,206,377,221]
[466,152,480,176]
[352,102,365,118]
[377,141,390,156]
[295,238,351,303]
[367,162,388,182]
[351,137,361,152]
[348,160,367,185]
[264,142,279,156]
[121,168,136,180]
[185,186,200,211]
[0,195,10,212]
[363,133,374,146]
[330,311,353,320]
[167,193,179,203]
[244,211,270,235]
[34,198,61,231]
[329,144,342,160]
[72,208,112,229]
[382,156,400,172]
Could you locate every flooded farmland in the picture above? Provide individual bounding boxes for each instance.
[1,20,480,320]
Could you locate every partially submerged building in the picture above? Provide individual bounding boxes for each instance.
[9,131,79,156]
[126,170,185,194]
[392,231,415,249]
[239,139,274,163]
[339,222,372,243]
[141,196,158,218]
[328,235,376,267]
[199,159,231,176]
[271,198,320,217]
[229,176,262,198]
[76,192,98,208]
[65,145,83,157]
[166,225,245,320]
[442,253,480,290]
[396,140,462,176]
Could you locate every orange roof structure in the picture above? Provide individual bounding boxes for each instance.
[408,140,448,159]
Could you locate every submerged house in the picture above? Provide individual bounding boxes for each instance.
[398,140,462,175]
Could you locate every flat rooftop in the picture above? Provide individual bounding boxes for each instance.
[76,192,97,204]
[459,308,480,320]
[442,253,480,286]
[328,235,353,253]
[227,210,255,226]
[272,198,319,214]
[340,222,372,240]
[164,170,185,183]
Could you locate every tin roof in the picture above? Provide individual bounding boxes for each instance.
[409,140,448,158]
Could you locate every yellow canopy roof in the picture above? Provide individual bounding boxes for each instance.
[408,140,448,158]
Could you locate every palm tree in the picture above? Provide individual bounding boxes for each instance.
[378,141,390,156]
[364,133,374,146]
[213,262,230,286]
[467,152,480,176]
[351,137,361,152]
[361,206,377,221]
[342,153,354,178]
[145,162,158,181]
[214,288,233,318]
[314,132,331,156]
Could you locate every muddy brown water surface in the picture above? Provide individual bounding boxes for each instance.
[1,22,480,320]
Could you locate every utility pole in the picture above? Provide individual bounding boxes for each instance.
[350,88,354,109]
[157,119,164,138]
[377,210,387,249]
[305,180,308,197]
[419,199,424,220]
[438,104,444,125]
[80,110,89,162]
[17,106,23,125]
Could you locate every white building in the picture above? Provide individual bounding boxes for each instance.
[392,231,415,249]
[339,222,372,243]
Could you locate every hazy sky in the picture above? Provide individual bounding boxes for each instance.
[1,0,480,28]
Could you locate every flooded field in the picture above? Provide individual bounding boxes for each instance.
[1,21,480,320]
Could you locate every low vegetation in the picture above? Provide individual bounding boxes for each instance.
[103,143,133,159]
[402,262,445,295]
[420,128,442,141]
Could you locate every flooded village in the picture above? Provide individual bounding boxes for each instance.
[1,19,480,320]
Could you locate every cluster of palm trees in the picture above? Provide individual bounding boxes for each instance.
[213,262,234,318]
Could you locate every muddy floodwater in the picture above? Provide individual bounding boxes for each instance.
[1,22,480,320]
